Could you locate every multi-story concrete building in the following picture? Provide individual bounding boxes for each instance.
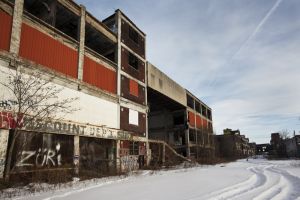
[147,63,214,159]
[215,129,254,158]
[0,0,213,179]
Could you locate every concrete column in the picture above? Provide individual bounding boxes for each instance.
[116,140,121,172]
[9,0,24,57]
[74,135,80,175]
[146,142,151,166]
[0,129,9,179]
[116,10,122,96]
[185,129,190,157]
[115,10,122,134]
[162,143,166,163]
[77,5,86,81]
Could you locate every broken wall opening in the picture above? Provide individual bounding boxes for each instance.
[8,130,74,182]
[24,0,80,41]
[79,137,116,176]
[148,88,187,156]
[85,22,117,62]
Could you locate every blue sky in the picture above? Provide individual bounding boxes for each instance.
[76,0,300,144]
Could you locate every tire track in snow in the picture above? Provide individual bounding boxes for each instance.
[230,165,282,200]
[202,164,300,200]
[187,166,267,200]
[263,166,300,200]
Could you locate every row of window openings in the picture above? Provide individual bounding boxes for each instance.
[22,0,116,62]
[187,96,212,119]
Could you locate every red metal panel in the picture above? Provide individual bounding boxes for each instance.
[129,79,139,97]
[196,115,202,129]
[83,56,117,94]
[0,10,12,51]
[188,111,195,127]
[121,140,130,149]
[19,23,78,78]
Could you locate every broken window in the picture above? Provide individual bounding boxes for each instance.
[207,109,212,120]
[55,3,79,40]
[189,129,196,143]
[129,26,139,44]
[129,141,139,155]
[187,94,194,109]
[173,114,184,125]
[24,0,79,41]
[85,22,117,62]
[195,101,201,113]
[201,105,207,117]
[128,52,139,70]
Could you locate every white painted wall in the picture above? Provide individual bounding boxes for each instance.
[0,61,119,129]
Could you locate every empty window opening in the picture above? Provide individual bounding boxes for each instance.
[174,132,186,146]
[207,109,212,120]
[128,52,139,70]
[195,101,201,113]
[129,142,139,155]
[189,129,196,143]
[187,94,194,109]
[173,114,184,126]
[129,26,138,44]
[104,19,117,34]
[85,22,116,62]
[201,105,207,117]
[24,0,80,41]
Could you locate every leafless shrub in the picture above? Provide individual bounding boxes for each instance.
[0,66,79,181]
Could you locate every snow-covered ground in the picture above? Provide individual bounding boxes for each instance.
[4,158,300,200]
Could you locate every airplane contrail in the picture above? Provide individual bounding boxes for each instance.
[231,0,283,60]
[208,0,283,87]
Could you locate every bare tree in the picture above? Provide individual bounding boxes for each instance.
[279,129,290,140]
[0,66,79,181]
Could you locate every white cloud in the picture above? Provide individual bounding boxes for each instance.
[76,0,300,143]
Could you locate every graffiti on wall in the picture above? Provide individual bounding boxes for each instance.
[0,111,24,129]
[16,143,62,167]
[0,111,134,141]
[0,100,17,110]
[0,130,9,178]
[11,131,74,171]
[0,99,35,111]
[120,155,139,171]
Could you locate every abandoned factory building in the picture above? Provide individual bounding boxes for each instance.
[0,0,213,178]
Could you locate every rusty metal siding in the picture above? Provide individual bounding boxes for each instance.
[121,20,145,59]
[196,115,202,129]
[202,118,208,130]
[120,106,146,137]
[19,23,78,78]
[83,56,117,94]
[121,47,145,83]
[121,75,145,105]
[0,10,12,51]
[129,79,139,97]
[188,111,196,127]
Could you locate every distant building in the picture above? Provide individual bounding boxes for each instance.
[284,135,300,158]
[215,129,254,159]
[256,143,271,155]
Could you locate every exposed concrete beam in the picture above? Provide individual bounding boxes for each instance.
[9,0,24,57]
[77,5,86,81]
[86,14,117,43]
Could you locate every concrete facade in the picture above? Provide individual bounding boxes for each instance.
[215,129,255,159]
[0,0,213,179]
